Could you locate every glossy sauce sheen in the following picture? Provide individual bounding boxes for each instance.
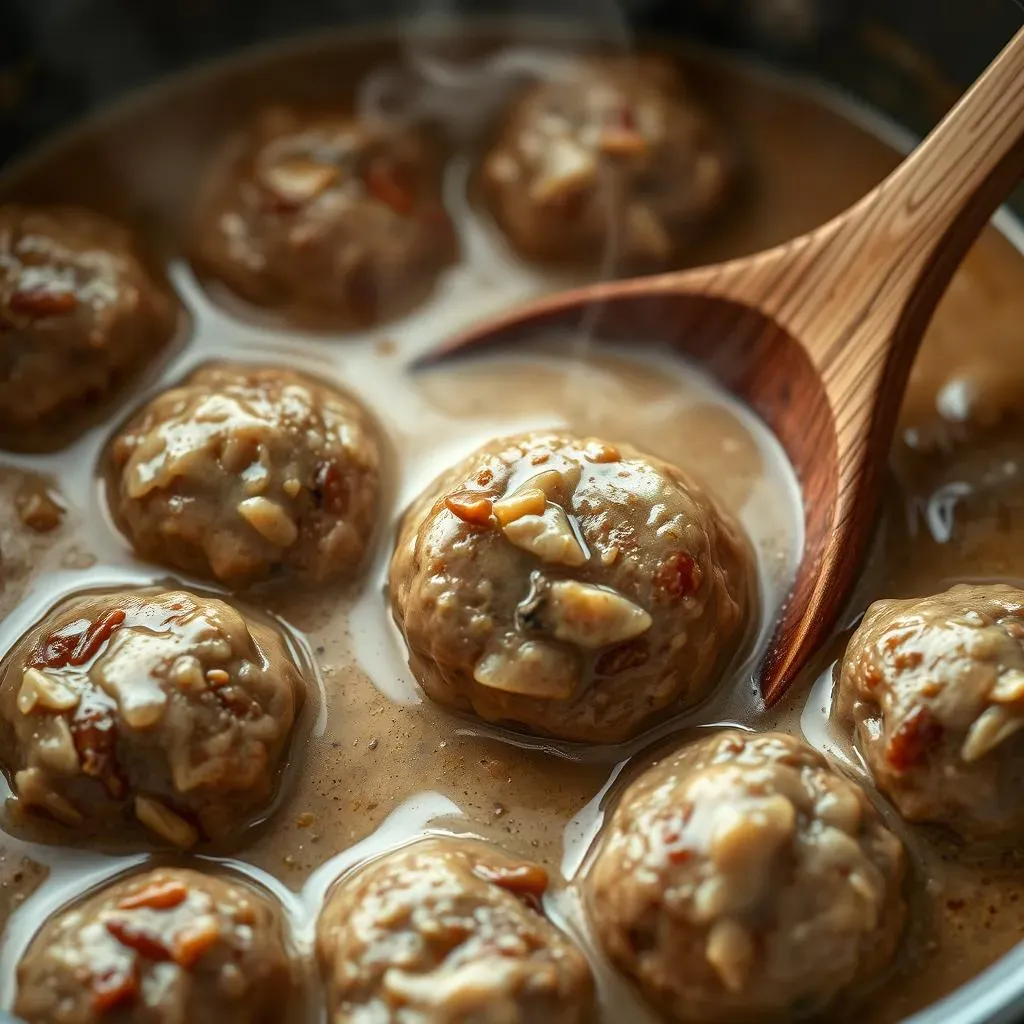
[1,29,1023,1023]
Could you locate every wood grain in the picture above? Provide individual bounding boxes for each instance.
[427,26,1024,705]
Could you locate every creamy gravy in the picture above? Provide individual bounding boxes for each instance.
[0,27,1023,1023]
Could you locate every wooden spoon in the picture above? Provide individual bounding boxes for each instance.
[426,27,1024,705]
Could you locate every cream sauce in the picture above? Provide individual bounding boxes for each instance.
[0,26,1023,1023]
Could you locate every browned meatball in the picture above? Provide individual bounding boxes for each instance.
[0,588,303,848]
[0,205,175,450]
[389,432,755,743]
[835,583,1024,839]
[15,867,296,1024]
[193,107,457,327]
[481,57,733,269]
[108,363,382,586]
[316,839,594,1023]
[587,731,906,1022]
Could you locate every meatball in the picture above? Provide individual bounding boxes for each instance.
[481,57,732,269]
[316,839,594,1023]
[389,432,755,743]
[108,363,382,586]
[587,731,906,1022]
[15,867,295,1024]
[193,107,457,327]
[0,205,174,450]
[835,583,1024,839]
[0,588,303,847]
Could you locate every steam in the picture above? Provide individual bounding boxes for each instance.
[358,37,577,139]
[356,1,632,137]
[355,1,641,365]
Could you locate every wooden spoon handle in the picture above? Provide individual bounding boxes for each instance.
[740,26,1024,701]
[771,24,1024,381]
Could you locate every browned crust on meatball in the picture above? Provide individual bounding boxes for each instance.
[480,56,735,270]
[192,107,457,328]
[587,731,906,1022]
[107,362,382,586]
[389,432,756,743]
[835,583,1024,840]
[0,205,176,451]
[317,839,594,1023]
[15,867,296,1024]
[0,588,304,848]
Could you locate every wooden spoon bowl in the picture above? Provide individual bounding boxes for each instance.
[423,27,1024,704]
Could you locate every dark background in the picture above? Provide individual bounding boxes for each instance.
[1,0,1023,169]
[0,2,1021,1023]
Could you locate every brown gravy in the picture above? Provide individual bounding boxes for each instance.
[1,26,1024,1023]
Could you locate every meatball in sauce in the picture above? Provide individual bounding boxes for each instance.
[0,205,175,451]
[0,588,304,848]
[4,25,1024,1024]
[108,363,382,586]
[390,432,756,743]
[15,867,296,1024]
[481,57,733,270]
[835,583,1024,841]
[193,107,457,327]
[316,838,594,1023]
[587,731,906,1022]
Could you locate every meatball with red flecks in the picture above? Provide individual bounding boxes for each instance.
[587,731,906,1022]
[15,867,296,1024]
[0,205,175,450]
[0,588,303,848]
[835,583,1024,840]
[317,839,594,1023]
[107,362,382,586]
[389,432,755,743]
[481,57,733,270]
[193,107,456,327]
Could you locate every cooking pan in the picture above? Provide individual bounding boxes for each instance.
[0,1,1023,1022]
